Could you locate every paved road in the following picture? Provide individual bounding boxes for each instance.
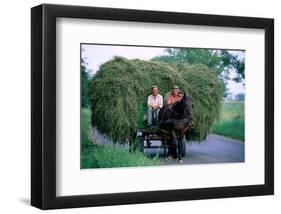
[144,134,244,165]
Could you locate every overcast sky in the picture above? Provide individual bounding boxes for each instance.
[82,44,245,95]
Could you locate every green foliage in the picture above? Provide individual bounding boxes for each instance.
[81,108,92,147]
[89,56,224,143]
[81,63,90,108]
[212,102,244,140]
[136,102,148,130]
[81,108,160,168]
[176,63,224,140]
[82,144,161,168]
[152,48,245,83]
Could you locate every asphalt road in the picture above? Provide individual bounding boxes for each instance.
[144,134,244,165]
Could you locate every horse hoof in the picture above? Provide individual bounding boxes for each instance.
[167,156,173,160]
[165,157,169,161]
[179,159,183,163]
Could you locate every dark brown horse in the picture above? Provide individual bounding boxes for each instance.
[158,93,193,162]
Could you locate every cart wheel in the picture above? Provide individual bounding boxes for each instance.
[135,136,144,153]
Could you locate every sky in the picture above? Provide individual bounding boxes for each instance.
[82,44,245,96]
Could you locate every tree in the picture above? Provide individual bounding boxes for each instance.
[235,93,245,101]
[152,48,245,83]
[81,58,90,108]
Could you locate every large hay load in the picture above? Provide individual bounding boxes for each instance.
[89,56,224,143]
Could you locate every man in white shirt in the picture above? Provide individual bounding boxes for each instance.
[147,86,163,126]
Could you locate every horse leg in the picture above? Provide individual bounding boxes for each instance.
[178,138,183,163]
[171,130,178,159]
[167,139,173,160]
[171,130,177,145]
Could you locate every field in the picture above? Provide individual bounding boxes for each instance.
[81,108,160,169]
[212,102,244,141]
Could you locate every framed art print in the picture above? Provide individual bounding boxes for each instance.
[31,4,274,209]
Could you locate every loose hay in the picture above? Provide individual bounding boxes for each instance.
[89,56,224,143]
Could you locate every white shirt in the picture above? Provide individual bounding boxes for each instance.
[147,94,163,108]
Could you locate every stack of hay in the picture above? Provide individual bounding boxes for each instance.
[89,56,224,143]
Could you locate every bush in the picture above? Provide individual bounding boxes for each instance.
[89,56,224,143]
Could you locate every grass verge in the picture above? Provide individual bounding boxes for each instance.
[81,108,160,169]
[212,102,244,141]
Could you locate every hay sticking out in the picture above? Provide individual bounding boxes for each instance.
[89,56,224,143]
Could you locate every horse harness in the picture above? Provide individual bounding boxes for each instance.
[159,105,195,134]
[161,105,194,126]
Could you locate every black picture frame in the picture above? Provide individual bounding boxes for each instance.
[31,3,274,210]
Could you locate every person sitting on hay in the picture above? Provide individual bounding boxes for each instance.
[147,86,163,127]
[165,85,183,106]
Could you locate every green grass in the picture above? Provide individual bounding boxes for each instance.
[212,102,244,141]
[82,144,161,169]
[81,108,92,148]
[81,108,160,169]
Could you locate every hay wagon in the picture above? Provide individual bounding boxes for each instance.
[129,101,186,157]
[89,57,224,149]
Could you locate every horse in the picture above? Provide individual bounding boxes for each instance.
[158,93,193,162]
